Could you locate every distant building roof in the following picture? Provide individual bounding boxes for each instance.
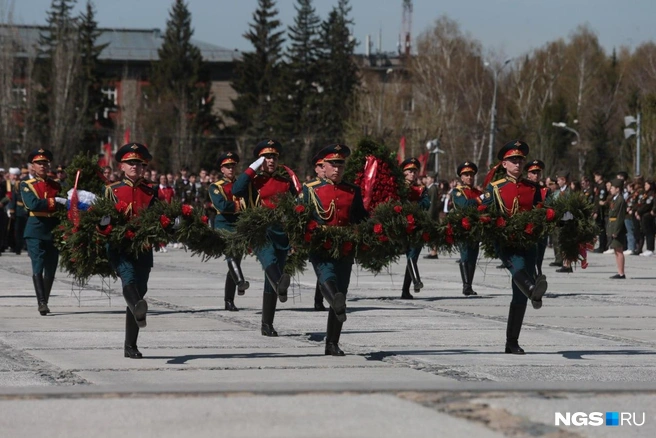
[0,24,239,62]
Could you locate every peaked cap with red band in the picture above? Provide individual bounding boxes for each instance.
[217,151,240,168]
[28,148,54,163]
[524,159,545,173]
[115,143,152,163]
[316,143,351,162]
[497,140,529,161]
[254,139,282,158]
[457,161,478,176]
[401,157,420,171]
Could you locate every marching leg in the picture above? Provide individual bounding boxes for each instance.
[122,283,148,328]
[32,274,49,316]
[264,264,290,303]
[407,257,423,292]
[124,307,142,358]
[224,274,239,311]
[227,257,249,295]
[505,304,527,354]
[466,262,478,296]
[325,308,345,356]
[313,281,326,311]
[400,266,413,299]
[319,280,346,322]
[512,269,547,309]
[261,292,278,336]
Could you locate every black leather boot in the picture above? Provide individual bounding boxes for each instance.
[313,282,326,311]
[227,258,249,295]
[32,274,49,316]
[512,269,547,308]
[325,308,345,356]
[124,307,142,358]
[505,304,527,354]
[320,280,346,322]
[261,293,278,336]
[407,258,423,292]
[123,284,147,328]
[459,262,473,296]
[224,274,239,311]
[466,262,478,296]
[43,276,55,309]
[401,268,413,299]
[265,264,290,303]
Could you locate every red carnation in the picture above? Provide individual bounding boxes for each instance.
[360,244,370,251]
[446,223,454,236]
[378,235,389,242]
[461,217,472,231]
[159,215,171,229]
[406,224,416,234]
[201,215,209,224]
[537,202,544,208]
[307,220,318,231]
[304,232,312,242]
[323,239,333,250]
[294,205,305,214]
[342,241,353,255]
[406,214,415,225]
[524,223,534,235]
[181,204,193,216]
[495,217,507,228]
[546,208,556,222]
[115,201,129,213]
[479,215,491,224]
[394,205,403,213]
[373,223,383,234]
[477,205,487,212]
[125,229,136,240]
[445,235,454,245]
[422,232,430,242]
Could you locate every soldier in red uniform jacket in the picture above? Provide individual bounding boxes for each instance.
[232,139,298,337]
[105,143,157,359]
[399,158,430,299]
[482,140,548,355]
[302,144,368,355]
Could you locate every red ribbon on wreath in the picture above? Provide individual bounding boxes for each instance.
[361,155,378,211]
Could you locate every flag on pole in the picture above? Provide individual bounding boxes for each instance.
[417,152,429,176]
[123,128,131,145]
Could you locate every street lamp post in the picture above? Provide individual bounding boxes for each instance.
[624,114,641,175]
[485,58,512,168]
[552,122,583,175]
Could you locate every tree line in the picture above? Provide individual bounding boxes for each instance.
[1,0,655,180]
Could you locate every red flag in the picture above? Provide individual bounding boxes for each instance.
[123,128,130,145]
[397,136,406,164]
[417,152,429,175]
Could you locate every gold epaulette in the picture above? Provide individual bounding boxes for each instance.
[304,179,322,188]
[490,178,508,188]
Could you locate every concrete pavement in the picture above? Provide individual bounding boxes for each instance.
[1,247,655,437]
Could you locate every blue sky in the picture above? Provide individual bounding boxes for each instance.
[8,0,656,57]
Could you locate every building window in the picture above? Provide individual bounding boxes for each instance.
[101,86,118,105]
[402,97,414,113]
[12,87,27,106]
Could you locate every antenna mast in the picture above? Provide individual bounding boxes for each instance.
[401,0,413,57]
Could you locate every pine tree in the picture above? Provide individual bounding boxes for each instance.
[77,0,111,156]
[318,0,358,144]
[34,0,82,163]
[272,0,322,173]
[228,0,285,153]
[150,0,215,170]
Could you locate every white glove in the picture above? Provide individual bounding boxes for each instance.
[249,156,265,171]
[55,197,67,205]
